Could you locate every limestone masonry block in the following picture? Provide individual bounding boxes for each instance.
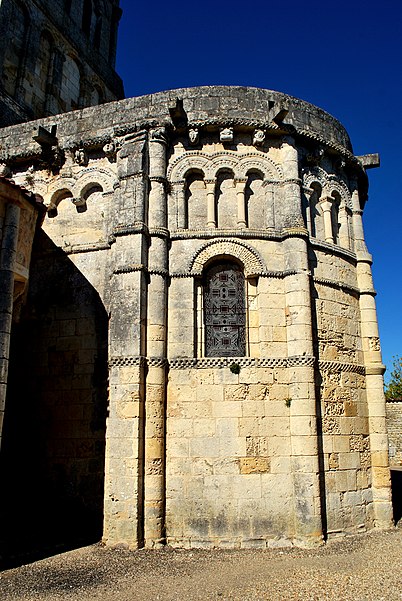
[0,85,393,550]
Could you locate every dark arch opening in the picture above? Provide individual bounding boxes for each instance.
[309,182,322,238]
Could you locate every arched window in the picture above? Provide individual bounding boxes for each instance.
[91,84,104,106]
[184,170,206,229]
[60,56,81,110]
[309,182,324,239]
[245,170,266,228]
[34,31,53,116]
[2,0,28,97]
[108,6,121,64]
[203,262,246,357]
[215,169,236,228]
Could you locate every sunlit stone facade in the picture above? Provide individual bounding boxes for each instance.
[0,86,393,549]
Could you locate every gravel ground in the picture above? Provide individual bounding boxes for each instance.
[0,527,401,601]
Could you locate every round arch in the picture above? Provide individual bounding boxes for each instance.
[190,239,265,278]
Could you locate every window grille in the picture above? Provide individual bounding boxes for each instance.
[204,262,246,357]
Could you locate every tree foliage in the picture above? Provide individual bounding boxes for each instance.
[384,356,402,400]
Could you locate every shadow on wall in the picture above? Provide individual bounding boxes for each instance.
[391,469,402,525]
[0,231,108,569]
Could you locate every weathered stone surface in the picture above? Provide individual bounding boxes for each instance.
[0,85,394,552]
[0,0,123,127]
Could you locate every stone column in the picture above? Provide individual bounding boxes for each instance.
[0,202,19,451]
[303,188,313,235]
[145,127,169,547]
[235,178,247,227]
[173,181,186,229]
[205,179,216,228]
[352,182,393,528]
[320,196,334,243]
[338,204,350,249]
[261,181,275,228]
[281,137,323,546]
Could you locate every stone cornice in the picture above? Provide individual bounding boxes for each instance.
[93,355,370,375]
[170,228,309,242]
[318,360,366,375]
[309,238,357,262]
[313,276,360,297]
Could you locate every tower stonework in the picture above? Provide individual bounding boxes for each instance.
[0,0,123,127]
[0,86,393,549]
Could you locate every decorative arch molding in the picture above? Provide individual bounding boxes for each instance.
[303,166,351,209]
[74,167,118,197]
[327,176,352,210]
[47,178,75,207]
[45,167,117,207]
[302,165,327,190]
[168,150,283,182]
[189,239,265,277]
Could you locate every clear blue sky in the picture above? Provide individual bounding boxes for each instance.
[116,0,402,379]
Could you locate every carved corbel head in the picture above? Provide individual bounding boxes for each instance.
[103,141,117,161]
[253,129,266,146]
[188,128,199,145]
[0,162,11,177]
[74,148,88,166]
[306,146,324,166]
[220,127,234,143]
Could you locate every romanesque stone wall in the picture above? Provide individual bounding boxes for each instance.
[167,365,292,547]
[387,401,402,466]
[0,0,123,126]
[0,86,393,549]
[0,229,109,558]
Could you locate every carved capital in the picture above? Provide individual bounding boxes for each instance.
[71,197,87,213]
[150,127,168,144]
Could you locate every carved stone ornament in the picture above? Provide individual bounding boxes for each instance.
[150,127,168,143]
[306,146,324,166]
[38,145,64,173]
[74,148,88,166]
[0,162,11,177]
[253,129,266,146]
[188,128,199,145]
[103,141,117,161]
[71,196,87,213]
[220,127,234,143]
[335,157,346,171]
